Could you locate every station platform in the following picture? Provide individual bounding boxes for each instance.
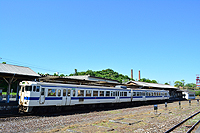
[0,99,19,115]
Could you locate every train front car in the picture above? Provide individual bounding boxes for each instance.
[19,81,39,113]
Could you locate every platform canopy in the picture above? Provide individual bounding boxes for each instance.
[0,63,40,103]
[126,80,179,90]
[0,63,40,79]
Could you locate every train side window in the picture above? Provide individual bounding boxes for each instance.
[86,90,92,96]
[78,90,84,96]
[111,91,113,96]
[63,89,66,96]
[41,88,45,95]
[36,86,40,92]
[133,92,136,96]
[33,86,36,91]
[124,92,127,96]
[142,92,145,96]
[58,89,61,96]
[73,90,76,97]
[100,91,104,96]
[93,91,98,96]
[67,90,71,96]
[48,89,56,96]
[136,92,139,96]
[113,92,116,96]
[106,91,110,97]
[25,86,32,91]
[120,92,122,96]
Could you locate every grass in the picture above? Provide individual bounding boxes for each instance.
[2,92,17,95]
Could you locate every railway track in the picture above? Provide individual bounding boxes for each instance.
[165,111,200,133]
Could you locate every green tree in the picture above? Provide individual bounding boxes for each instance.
[174,81,183,87]
[165,82,169,85]
[151,80,158,83]
[185,83,196,87]
[60,74,65,77]
[2,62,6,64]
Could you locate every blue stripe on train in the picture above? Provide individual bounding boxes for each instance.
[146,96,163,98]
[22,96,167,100]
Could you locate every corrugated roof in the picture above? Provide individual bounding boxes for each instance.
[126,81,179,89]
[0,64,40,77]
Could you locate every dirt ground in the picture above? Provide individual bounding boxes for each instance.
[47,100,200,133]
[1,100,200,133]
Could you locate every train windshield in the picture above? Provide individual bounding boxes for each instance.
[25,86,32,91]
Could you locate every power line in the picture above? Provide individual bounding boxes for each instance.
[1,57,71,74]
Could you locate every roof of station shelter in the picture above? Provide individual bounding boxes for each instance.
[126,80,179,90]
[39,75,121,87]
[0,63,40,79]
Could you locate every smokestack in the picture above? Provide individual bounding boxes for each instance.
[139,70,141,80]
[131,69,133,79]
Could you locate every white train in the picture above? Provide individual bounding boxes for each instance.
[19,81,170,113]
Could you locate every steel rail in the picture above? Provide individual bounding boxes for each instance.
[186,119,200,133]
[165,111,200,133]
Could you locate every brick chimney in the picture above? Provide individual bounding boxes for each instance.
[131,69,133,79]
[139,70,141,80]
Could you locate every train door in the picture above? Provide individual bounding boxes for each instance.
[142,92,146,101]
[115,91,120,103]
[65,89,71,105]
[39,87,45,104]
[19,86,25,105]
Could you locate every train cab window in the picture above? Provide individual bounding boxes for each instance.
[67,90,71,96]
[93,91,98,96]
[25,86,32,91]
[41,88,45,95]
[22,87,24,92]
[63,89,66,96]
[124,92,127,96]
[100,91,104,97]
[78,90,84,96]
[33,86,36,91]
[86,90,92,96]
[106,91,110,97]
[36,86,40,92]
[165,93,167,96]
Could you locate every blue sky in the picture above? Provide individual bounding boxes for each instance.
[1,0,200,85]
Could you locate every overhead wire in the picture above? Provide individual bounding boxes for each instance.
[0,57,71,75]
